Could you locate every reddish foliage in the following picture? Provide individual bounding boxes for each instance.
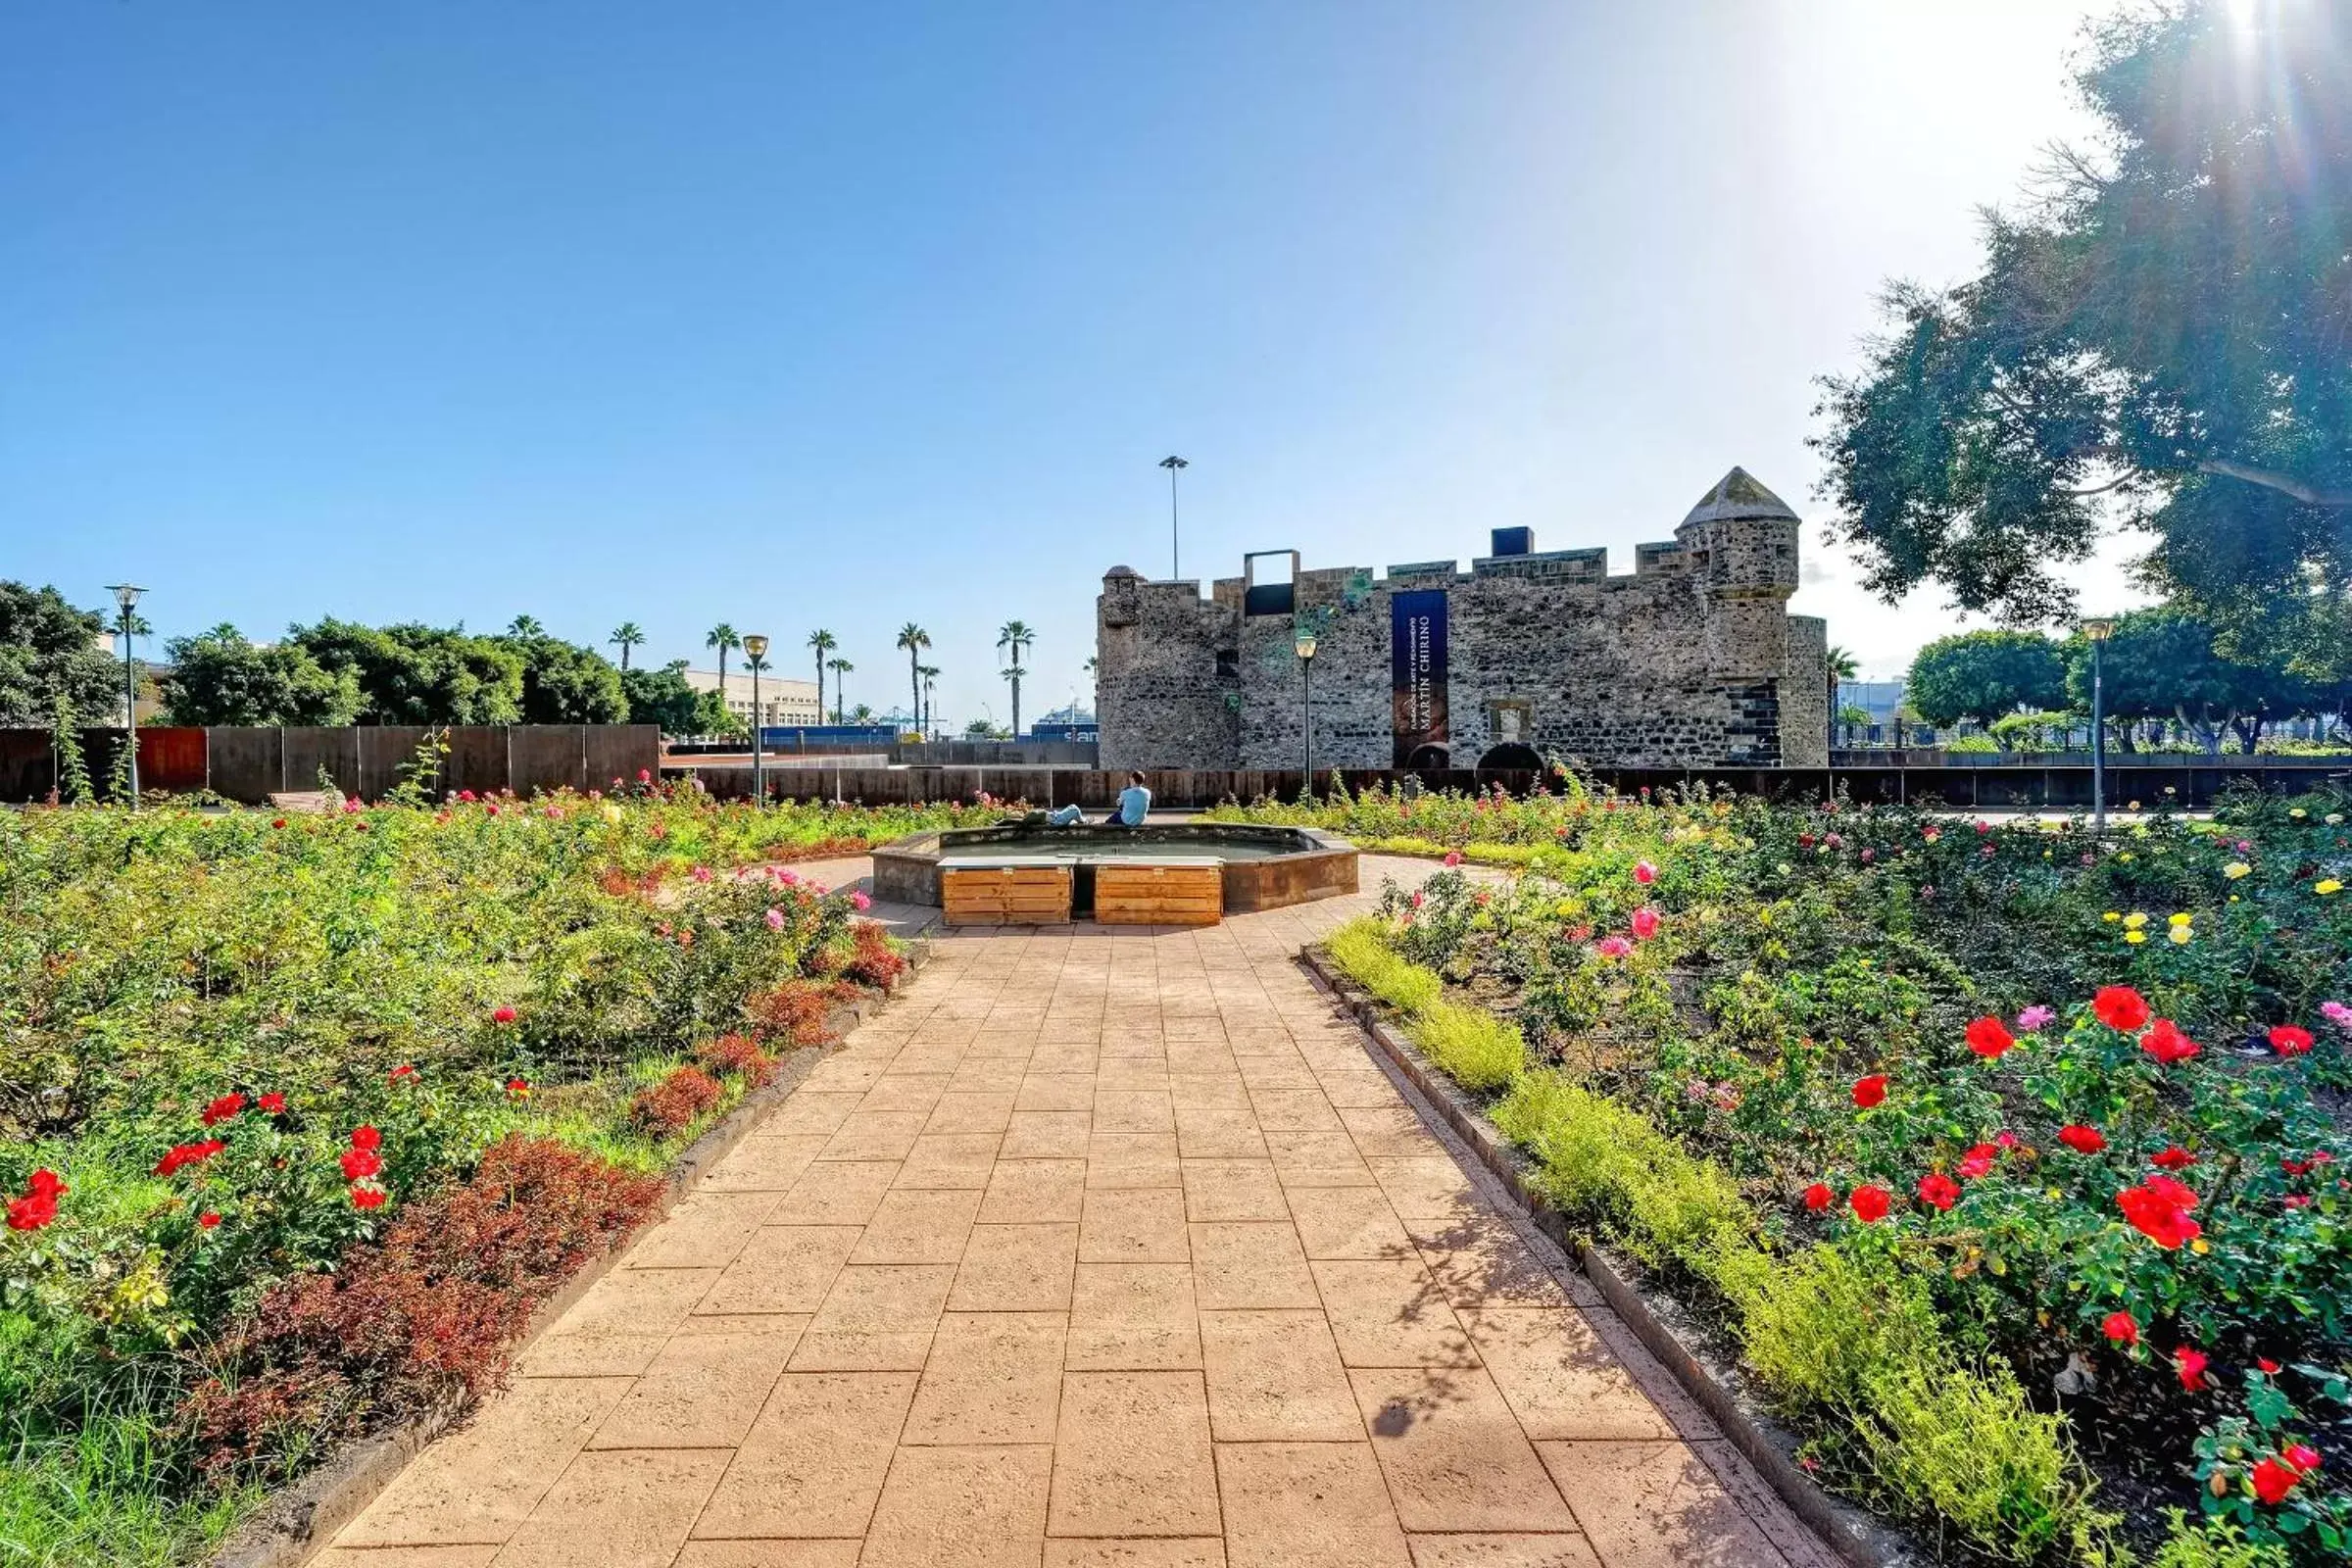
[181,1137,661,1475]
[745,979,856,1047]
[696,1032,777,1087]
[848,924,908,989]
[628,1064,725,1135]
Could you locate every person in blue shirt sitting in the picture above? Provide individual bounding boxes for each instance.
[1047,771,1151,828]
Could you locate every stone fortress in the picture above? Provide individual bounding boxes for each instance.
[1096,466,1830,771]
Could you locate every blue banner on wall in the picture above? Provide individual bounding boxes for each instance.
[1390,590,1449,766]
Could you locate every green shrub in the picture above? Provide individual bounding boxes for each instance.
[1326,918,1442,1015]
[2149,1512,2294,1568]
[1409,1001,1525,1091]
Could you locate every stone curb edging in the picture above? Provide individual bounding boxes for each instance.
[212,936,934,1568]
[1298,946,1919,1568]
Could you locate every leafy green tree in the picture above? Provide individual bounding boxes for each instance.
[497,632,628,724]
[289,619,524,725]
[1906,630,2067,745]
[0,581,121,727]
[1836,703,1873,748]
[2064,606,2305,756]
[507,615,546,638]
[621,661,735,737]
[1813,3,2352,672]
[608,621,646,671]
[160,629,363,725]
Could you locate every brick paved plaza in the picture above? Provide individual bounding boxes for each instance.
[314,858,1825,1568]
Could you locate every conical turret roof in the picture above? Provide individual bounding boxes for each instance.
[1681,466,1797,525]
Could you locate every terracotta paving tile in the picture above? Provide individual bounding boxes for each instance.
[1406,1212,1572,1310]
[860,1074,954,1113]
[1179,1158,1288,1221]
[1199,1308,1363,1441]
[1002,1109,1094,1158]
[1181,1218,1315,1309]
[339,1376,631,1545]
[673,1544,862,1567]
[625,1192,782,1269]
[313,1548,501,1568]
[1342,1104,1446,1158]
[701,1135,829,1194]
[1535,1441,1789,1568]
[947,1221,1080,1311]
[1087,1132,1182,1189]
[925,1091,1017,1135]
[1235,1054,1319,1091]
[1043,1542,1227,1568]
[1163,1044,1241,1076]
[1311,1258,1479,1368]
[1286,1185,1416,1260]
[1213,1441,1411,1568]
[1247,1088,1345,1132]
[1263,1129,1376,1188]
[701,1226,860,1315]
[1019,1078,1100,1113]
[1459,1309,1673,1441]
[759,1091,866,1137]
[768,1159,901,1226]
[851,1188,983,1265]
[489,1446,727,1566]
[1404,1535,1600,1567]
[896,1132,1005,1189]
[1173,1108,1268,1160]
[904,1310,1068,1444]
[1351,1366,1575,1533]
[860,1444,1054,1568]
[819,1109,930,1161]
[1066,1262,1200,1369]
[791,1263,956,1370]
[517,1268,716,1376]
[691,1371,918,1539]
[978,1158,1090,1223]
[587,1328,799,1449]
[1317,1069,1407,1109]
[801,1058,887,1093]
[1048,1371,1220,1538]
[1093,1089,1177,1133]
[1167,1075,1252,1108]
[1366,1155,1480,1219]
[1079,1187,1192,1262]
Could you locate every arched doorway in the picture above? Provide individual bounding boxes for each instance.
[1474,743,1543,773]
[1403,743,1451,770]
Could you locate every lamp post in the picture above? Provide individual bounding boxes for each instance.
[105,584,145,808]
[1158,455,1188,581]
[2083,617,2115,832]
[741,633,769,806]
[1295,628,1317,804]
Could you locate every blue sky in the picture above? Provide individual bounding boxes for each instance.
[2,0,2135,721]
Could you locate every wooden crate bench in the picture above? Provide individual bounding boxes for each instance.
[1092,858,1224,926]
[940,858,1074,927]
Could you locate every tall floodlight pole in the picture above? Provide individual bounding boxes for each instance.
[1295,627,1318,804]
[106,584,145,808]
[2083,617,2114,832]
[1158,456,1188,580]
[742,633,770,806]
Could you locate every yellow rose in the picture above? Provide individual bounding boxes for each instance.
[2119,852,2135,862]
[2224,862,2250,879]
[2102,911,2121,923]
[2123,912,2148,929]
[2168,911,2191,927]
[2289,808,2307,818]
[2125,930,2147,945]
[2169,926,2191,946]
[2319,879,2344,897]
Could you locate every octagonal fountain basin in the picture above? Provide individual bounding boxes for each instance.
[871,821,1357,924]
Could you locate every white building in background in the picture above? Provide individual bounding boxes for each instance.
[682,668,820,728]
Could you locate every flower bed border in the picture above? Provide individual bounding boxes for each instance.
[210,934,933,1568]
[1299,943,1923,1568]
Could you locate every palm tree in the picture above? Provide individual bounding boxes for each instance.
[896,624,931,729]
[508,614,546,639]
[610,622,647,671]
[706,623,739,699]
[849,703,873,724]
[996,619,1035,738]
[202,621,245,644]
[1825,643,1859,753]
[917,664,941,738]
[825,657,854,722]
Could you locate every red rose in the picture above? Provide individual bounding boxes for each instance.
[200,1093,245,1127]
[1958,1143,1998,1179]
[2151,1146,2195,1170]
[2139,1018,2200,1065]
[1849,1185,1891,1222]
[350,1125,382,1152]
[257,1092,287,1114]
[197,1211,221,1230]
[2120,1184,2203,1249]
[25,1169,65,1200]
[1917,1173,1960,1211]
[2176,1346,2210,1391]
[2258,1358,2281,1375]
[493,1005,518,1025]
[1852,1074,1889,1109]
[1964,1016,2015,1059]
[2101,1311,2138,1347]
[2283,1444,2321,1473]
[2141,1174,2198,1210]
[1630,907,1661,941]
[2270,1025,2314,1056]
[387,1064,416,1083]
[351,1185,386,1209]
[2058,1125,2107,1154]
[1801,1182,1834,1211]
[2252,1457,2300,1505]
[2092,986,2151,1033]
[340,1148,382,1181]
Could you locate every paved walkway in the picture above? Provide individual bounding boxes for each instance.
[318,859,1824,1568]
